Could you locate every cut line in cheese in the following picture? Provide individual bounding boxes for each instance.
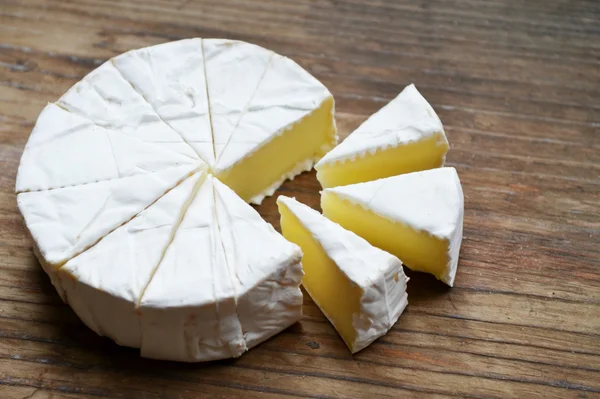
[321,167,464,286]
[315,84,448,188]
[277,196,408,353]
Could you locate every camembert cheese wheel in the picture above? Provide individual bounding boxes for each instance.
[16,38,337,361]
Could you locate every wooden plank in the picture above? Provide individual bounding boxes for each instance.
[1,0,599,397]
[0,384,109,399]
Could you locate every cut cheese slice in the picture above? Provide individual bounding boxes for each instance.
[321,167,464,286]
[112,38,215,165]
[17,164,198,268]
[277,196,407,353]
[57,172,204,348]
[203,39,273,161]
[16,103,199,192]
[211,49,337,204]
[315,84,448,188]
[57,61,199,160]
[139,176,303,362]
[140,175,246,361]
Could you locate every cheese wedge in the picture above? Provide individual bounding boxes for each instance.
[205,39,337,204]
[321,167,464,286]
[315,84,448,188]
[213,179,304,349]
[277,196,408,353]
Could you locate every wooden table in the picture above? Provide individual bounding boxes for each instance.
[1,1,599,397]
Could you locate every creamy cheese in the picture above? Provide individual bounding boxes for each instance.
[315,84,448,188]
[321,167,464,286]
[277,196,407,353]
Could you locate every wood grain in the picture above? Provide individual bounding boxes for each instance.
[1,0,599,397]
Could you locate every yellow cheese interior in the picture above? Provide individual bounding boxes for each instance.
[316,132,448,188]
[278,201,362,352]
[217,97,336,202]
[321,191,450,280]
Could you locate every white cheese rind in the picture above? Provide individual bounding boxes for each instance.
[16,103,199,193]
[112,38,215,165]
[277,196,407,353]
[324,167,464,286]
[57,61,199,160]
[140,175,246,362]
[18,164,198,267]
[315,84,446,166]
[56,172,203,348]
[214,179,303,348]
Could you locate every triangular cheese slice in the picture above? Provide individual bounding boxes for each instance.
[57,172,204,348]
[321,167,464,286]
[203,39,273,161]
[112,39,214,165]
[18,164,198,268]
[16,103,200,192]
[315,84,448,188]
[277,196,407,353]
[210,46,337,204]
[57,61,199,160]
[214,179,303,348]
[139,175,246,362]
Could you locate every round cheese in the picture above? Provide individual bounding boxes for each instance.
[16,38,337,361]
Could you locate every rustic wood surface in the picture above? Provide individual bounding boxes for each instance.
[1,0,599,397]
